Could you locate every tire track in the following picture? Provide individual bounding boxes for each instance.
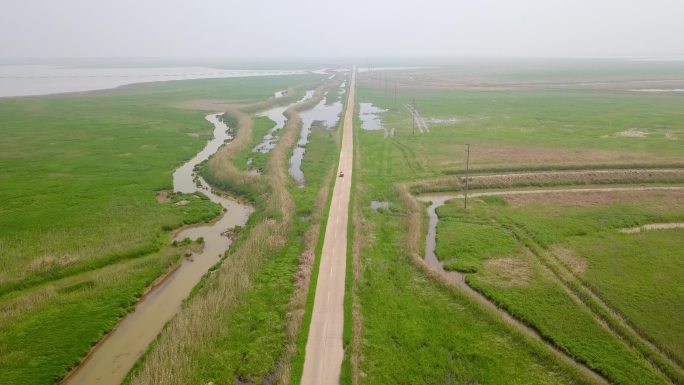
[404,104,429,133]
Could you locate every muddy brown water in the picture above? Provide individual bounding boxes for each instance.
[61,113,253,385]
[419,195,469,288]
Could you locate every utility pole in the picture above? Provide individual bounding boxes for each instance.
[383,72,387,97]
[412,98,416,135]
[464,144,470,209]
[394,83,397,109]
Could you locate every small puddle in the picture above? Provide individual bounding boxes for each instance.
[253,91,315,154]
[62,113,253,385]
[370,200,390,211]
[427,117,461,125]
[359,102,387,130]
[289,93,343,187]
[619,223,684,233]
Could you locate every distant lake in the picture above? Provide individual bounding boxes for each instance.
[0,65,305,98]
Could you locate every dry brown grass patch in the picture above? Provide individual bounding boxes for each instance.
[173,99,248,111]
[156,190,170,203]
[29,254,77,274]
[472,144,665,166]
[504,188,684,210]
[411,169,684,194]
[481,257,533,287]
[613,128,649,138]
[552,246,587,276]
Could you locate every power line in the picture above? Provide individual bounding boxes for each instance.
[464,144,470,209]
[412,98,416,135]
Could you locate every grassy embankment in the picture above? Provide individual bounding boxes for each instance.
[125,76,345,385]
[0,74,320,385]
[349,65,684,384]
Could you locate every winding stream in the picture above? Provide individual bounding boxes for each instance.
[61,113,253,385]
[418,195,469,287]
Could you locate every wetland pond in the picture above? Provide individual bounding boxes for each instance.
[253,90,315,154]
[61,113,253,385]
[289,92,343,186]
[359,102,387,130]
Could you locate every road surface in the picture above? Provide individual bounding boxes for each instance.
[300,67,356,385]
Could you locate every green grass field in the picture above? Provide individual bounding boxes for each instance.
[357,69,684,178]
[3,60,684,385]
[352,62,684,384]
[168,105,342,384]
[0,75,319,291]
[0,74,322,385]
[123,79,344,385]
[435,190,684,384]
[354,199,602,384]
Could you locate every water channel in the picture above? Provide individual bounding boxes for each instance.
[61,113,253,385]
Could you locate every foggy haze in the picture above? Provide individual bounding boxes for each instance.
[2,0,684,61]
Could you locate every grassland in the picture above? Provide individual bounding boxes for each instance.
[350,61,684,384]
[358,68,684,179]
[124,77,344,385]
[0,74,322,385]
[482,190,684,363]
[0,244,197,385]
[233,115,277,172]
[352,174,602,384]
[435,190,684,384]
[4,60,683,385]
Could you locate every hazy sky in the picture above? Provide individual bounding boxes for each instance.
[2,0,684,60]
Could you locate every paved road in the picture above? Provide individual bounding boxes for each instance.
[301,68,356,385]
